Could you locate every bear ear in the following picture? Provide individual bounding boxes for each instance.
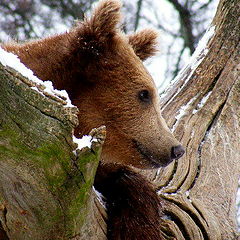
[128,29,159,61]
[81,0,122,43]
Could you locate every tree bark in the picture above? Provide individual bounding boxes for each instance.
[0,0,239,239]
[0,64,106,240]
[145,0,240,239]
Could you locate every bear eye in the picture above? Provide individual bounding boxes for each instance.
[138,90,151,103]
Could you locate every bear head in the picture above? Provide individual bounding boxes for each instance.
[67,0,185,168]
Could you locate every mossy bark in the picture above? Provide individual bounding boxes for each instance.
[0,64,106,240]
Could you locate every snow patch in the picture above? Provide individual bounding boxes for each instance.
[171,96,197,132]
[190,25,215,70]
[30,86,44,96]
[73,135,92,150]
[191,130,195,138]
[0,47,42,84]
[161,25,215,102]
[0,47,74,108]
[157,190,177,196]
[41,81,74,108]
[72,135,98,154]
[161,215,172,221]
[193,91,212,114]
[93,186,106,209]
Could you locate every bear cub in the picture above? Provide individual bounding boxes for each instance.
[2,0,184,239]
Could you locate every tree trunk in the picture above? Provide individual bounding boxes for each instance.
[0,64,106,240]
[0,0,239,239]
[145,0,240,239]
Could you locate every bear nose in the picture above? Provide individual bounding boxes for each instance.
[171,145,185,160]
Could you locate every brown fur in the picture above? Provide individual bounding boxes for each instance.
[128,29,159,61]
[95,163,163,240]
[2,0,184,239]
[0,223,8,240]
[3,0,181,169]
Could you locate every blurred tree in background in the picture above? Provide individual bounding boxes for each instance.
[0,0,218,88]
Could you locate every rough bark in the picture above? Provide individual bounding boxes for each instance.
[0,64,106,240]
[145,0,240,239]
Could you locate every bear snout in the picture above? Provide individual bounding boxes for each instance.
[171,145,185,160]
[133,140,184,168]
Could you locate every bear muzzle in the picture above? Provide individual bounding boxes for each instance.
[133,140,185,168]
[171,145,185,161]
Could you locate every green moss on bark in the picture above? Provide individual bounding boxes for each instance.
[0,64,102,239]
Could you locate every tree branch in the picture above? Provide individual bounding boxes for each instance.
[145,0,240,238]
[166,0,195,54]
[0,63,106,240]
[134,0,143,31]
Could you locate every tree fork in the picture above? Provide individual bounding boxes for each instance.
[0,0,239,239]
[147,0,240,239]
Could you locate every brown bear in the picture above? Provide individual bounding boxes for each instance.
[2,0,185,239]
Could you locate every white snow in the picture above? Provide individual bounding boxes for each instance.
[161,25,215,102]
[30,86,44,96]
[93,186,106,209]
[0,46,74,108]
[0,47,42,84]
[161,215,172,221]
[190,25,215,71]
[73,135,92,150]
[41,81,74,108]
[158,191,179,197]
[171,96,197,132]
[72,135,98,155]
[193,91,212,114]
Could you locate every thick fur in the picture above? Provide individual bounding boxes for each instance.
[128,29,159,61]
[3,13,181,168]
[95,163,163,240]
[2,0,184,239]
[0,224,8,240]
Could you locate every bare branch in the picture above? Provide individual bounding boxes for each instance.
[166,0,195,54]
[134,0,143,31]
